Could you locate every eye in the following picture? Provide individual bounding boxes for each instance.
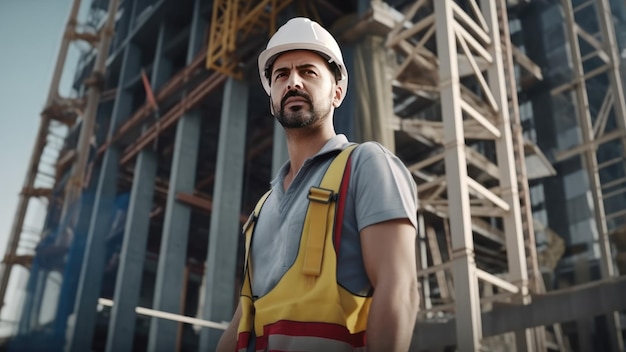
[274,72,287,81]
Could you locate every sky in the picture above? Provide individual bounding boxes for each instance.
[0,0,79,331]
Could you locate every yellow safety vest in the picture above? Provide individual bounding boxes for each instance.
[237,145,371,352]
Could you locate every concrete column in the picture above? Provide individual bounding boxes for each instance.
[147,113,201,350]
[106,17,172,352]
[434,1,482,350]
[147,112,201,351]
[147,0,205,350]
[148,111,200,351]
[105,151,157,352]
[66,42,141,352]
[199,77,249,350]
[352,35,395,150]
[66,149,120,352]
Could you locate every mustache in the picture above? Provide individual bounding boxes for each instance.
[281,90,312,108]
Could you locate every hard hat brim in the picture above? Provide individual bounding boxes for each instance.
[258,42,348,97]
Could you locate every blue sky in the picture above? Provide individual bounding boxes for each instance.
[0,0,78,327]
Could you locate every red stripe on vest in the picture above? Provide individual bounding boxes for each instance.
[256,320,366,348]
[237,331,252,350]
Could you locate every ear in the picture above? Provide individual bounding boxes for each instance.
[332,84,344,108]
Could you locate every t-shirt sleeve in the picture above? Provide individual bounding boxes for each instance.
[350,142,418,232]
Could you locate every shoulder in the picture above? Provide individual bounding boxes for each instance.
[348,142,415,191]
[349,141,404,168]
[354,141,393,156]
[346,142,418,230]
[355,141,391,153]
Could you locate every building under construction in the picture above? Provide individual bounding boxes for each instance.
[2,0,626,351]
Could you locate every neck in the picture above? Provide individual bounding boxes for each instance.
[285,123,335,175]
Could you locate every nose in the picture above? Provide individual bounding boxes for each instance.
[287,72,303,90]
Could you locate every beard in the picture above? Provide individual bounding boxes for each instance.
[274,90,332,129]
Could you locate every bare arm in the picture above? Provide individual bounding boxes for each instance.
[216,301,242,352]
[361,218,419,352]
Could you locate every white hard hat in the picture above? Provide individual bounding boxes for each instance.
[258,17,348,103]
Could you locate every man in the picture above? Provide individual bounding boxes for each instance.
[217,17,419,352]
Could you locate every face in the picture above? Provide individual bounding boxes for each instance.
[269,50,343,129]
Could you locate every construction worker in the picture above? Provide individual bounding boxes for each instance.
[217,17,419,352]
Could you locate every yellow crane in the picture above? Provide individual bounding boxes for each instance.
[206,0,294,78]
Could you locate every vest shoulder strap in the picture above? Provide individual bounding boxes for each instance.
[302,144,358,276]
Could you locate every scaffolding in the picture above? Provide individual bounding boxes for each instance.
[384,0,537,349]
[0,0,97,318]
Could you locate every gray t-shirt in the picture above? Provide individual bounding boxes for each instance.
[251,134,418,297]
